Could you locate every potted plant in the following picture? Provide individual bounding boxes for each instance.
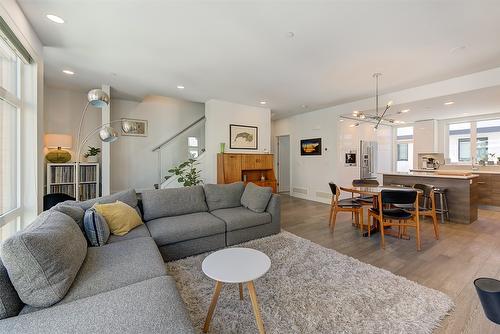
[84,146,101,163]
[168,158,203,187]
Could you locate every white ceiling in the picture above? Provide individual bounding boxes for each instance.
[342,85,500,125]
[17,0,500,117]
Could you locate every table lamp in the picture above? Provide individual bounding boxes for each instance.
[45,134,73,163]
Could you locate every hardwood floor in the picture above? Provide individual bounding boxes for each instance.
[280,194,500,334]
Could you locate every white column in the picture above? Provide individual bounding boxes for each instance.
[101,84,111,195]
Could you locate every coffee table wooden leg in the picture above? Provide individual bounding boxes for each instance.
[203,281,223,333]
[239,283,244,300]
[247,281,266,334]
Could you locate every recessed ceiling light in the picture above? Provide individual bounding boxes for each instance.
[339,119,344,122]
[286,32,295,38]
[400,121,406,124]
[46,14,64,24]
[401,109,410,113]
[62,69,74,75]
[444,101,455,105]
[176,85,185,89]
[260,101,267,105]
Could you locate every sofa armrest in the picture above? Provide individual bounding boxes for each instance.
[266,194,281,228]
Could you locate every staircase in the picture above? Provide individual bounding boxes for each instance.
[152,116,206,189]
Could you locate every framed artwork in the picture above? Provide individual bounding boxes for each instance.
[300,138,322,156]
[229,124,258,150]
[121,118,148,137]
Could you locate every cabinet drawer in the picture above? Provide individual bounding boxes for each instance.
[241,155,273,170]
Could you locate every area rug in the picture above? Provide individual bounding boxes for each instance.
[167,231,454,334]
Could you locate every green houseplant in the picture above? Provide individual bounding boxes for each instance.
[84,146,101,163]
[168,158,203,187]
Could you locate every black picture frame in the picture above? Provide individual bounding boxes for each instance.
[229,124,258,150]
[300,138,322,156]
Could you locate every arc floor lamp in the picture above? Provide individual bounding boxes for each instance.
[75,88,132,200]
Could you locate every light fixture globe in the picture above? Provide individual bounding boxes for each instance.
[87,89,110,108]
[99,126,118,143]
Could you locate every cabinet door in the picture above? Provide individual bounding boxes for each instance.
[223,154,242,183]
[241,154,273,170]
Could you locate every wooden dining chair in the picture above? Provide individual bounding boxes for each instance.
[368,189,421,251]
[352,179,379,205]
[328,182,364,234]
[394,184,439,240]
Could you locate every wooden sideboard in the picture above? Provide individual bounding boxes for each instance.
[217,153,277,192]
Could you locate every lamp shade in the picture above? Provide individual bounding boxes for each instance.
[99,126,118,143]
[44,134,72,149]
[87,89,110,108]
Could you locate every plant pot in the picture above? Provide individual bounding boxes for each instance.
[86,156,99,163]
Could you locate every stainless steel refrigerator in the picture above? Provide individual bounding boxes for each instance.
[360,140,377,179]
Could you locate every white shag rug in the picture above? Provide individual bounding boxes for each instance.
[167,231,454,334]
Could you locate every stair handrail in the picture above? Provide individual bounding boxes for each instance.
[152,115,206,152]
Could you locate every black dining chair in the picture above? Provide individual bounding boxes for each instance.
[368,189,421,250]
[328,182,364,235]
[43,193,75,211]
[474,277,500,325]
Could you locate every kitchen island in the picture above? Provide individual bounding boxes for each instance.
[382,172,479,224]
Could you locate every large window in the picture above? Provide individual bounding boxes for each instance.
[448,119,500,164]
[0,36,22,241]
[395,126,413,172]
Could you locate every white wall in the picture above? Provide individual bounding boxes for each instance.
[272,107,393,204]
[205,99,271,183]
[110,96,204,192]
[412,119,438,168]
[43,87,205,193]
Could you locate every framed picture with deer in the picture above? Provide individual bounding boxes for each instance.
[229,124,258,150]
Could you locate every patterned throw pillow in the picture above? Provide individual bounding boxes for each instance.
[83,208,110,247]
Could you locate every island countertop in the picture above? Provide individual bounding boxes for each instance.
[382,171,479,180]
[382,172,478,224]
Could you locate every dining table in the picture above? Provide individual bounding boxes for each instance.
[339,185,422,237]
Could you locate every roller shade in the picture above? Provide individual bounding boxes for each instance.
[0,16,33,64]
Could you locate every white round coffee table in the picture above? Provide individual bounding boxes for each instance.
[202,247,271,334]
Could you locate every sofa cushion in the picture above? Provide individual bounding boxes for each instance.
[19,237,167,313]
[0,259,23,319]
[204,182,245,211]
[241,182,273,213]
[211,206,271,232]
[146,212,225,245]
[83,208,110,246]
[142,186,208,221]
[0,276,195,334]
[51,203,85,233]
[0,210,87,308]
[64,188,140,213]
[94,201,143,236]
[107,224,151,244]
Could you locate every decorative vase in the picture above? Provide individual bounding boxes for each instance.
[220,143,225,153]
[46,148,71,163]
[86,155,99,163]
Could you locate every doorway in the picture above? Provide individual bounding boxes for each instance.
[277,135,290,193]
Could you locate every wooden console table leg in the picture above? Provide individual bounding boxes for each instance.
[203,281,223,333]
[247,281,266,334]
[239,283,244,300]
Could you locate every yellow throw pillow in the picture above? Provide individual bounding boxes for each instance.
[94,201,143,236]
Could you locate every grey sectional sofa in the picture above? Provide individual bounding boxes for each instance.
[0,182,280,333]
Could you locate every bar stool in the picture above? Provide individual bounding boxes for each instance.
[433,187,449,224]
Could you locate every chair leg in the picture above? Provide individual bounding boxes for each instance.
[432,211,439,240]
[416,216,421,251]
[328,200,335,227]
[380,219,386,249]
[331,208,338,233]
[367,215,371,237]
[359,210,364,236]
[354,210,359,228]
[439,193,445,224]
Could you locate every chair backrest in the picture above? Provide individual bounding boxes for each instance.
[328,182,340,198]
[381,189,417,205]
[352,179,379,187]
[413,183,433,198]
[43,193,76,211]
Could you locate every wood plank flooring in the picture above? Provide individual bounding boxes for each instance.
[280,194,500,334]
